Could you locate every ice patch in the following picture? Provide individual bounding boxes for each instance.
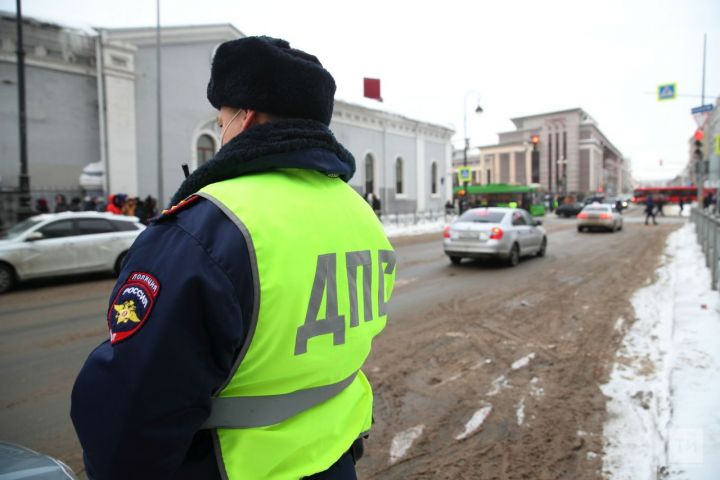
[456,406,493,440]
[389,425,425,464]
[530,376,545,398]
[516,398,525,426]
[445,331,468,338]
[487,375,509,396]
[511,352,536,370]
[614,316,624,333]
[470,358,493,370]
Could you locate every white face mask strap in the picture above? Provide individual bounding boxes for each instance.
[220,109,244,146]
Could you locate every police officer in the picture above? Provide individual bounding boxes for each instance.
[71,36,396,480]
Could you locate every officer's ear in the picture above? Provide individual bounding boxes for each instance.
[240,109,258,131]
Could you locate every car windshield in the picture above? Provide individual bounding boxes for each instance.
[458,210,506,223]
[1,218,43,240]
[583,207,610,213]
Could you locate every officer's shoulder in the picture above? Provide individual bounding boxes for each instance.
[152,195,238,245]
[152,195,203,224]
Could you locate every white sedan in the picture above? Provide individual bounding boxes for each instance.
[576,203,623,232]
[0,212,145,293]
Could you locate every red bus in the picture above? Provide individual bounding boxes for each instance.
[632,186,717,204]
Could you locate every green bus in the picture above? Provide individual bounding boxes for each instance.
[453,183,547,216]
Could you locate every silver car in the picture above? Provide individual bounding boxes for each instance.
[443,207,547,267]
[576,203,623,232]
[0,212,145,293]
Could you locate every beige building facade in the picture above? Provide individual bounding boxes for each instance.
[453,108,627,197]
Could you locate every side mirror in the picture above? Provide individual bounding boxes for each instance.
[26,231,44,241]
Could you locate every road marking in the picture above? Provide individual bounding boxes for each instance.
[511,352,536,370]
[389,425,425,464]
[456,406,493,440]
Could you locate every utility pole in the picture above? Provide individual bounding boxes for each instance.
[156,0,164,206]
[697,33,707,208]
[15,0,32,221]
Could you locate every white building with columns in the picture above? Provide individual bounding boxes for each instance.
[1,13,454,216]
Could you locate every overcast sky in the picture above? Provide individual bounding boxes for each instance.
[3,0,719,182]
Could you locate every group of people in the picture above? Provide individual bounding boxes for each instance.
[34,193,158,225]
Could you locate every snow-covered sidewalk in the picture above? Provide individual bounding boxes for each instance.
[383,217,450,238]
[602,222,720,479]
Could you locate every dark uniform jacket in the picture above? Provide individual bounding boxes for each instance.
[71,120,361,479]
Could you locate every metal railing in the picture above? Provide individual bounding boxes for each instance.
[691,207,720,291]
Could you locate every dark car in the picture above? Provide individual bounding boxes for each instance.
[555,202,584,218]
[583,195,606,205]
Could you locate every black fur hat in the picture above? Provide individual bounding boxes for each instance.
[207,36,336,125]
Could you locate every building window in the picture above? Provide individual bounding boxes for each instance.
[196,134,215,167]
[487,169,492,184]
[395,157,404,195]
[431,162,438,194]
[365,154,374,195]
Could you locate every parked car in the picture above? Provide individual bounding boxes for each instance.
[443,207,547,267]
[0,442,76,479]
[577,203,623,232]
[555,202,584,218]
[0,212,145,293]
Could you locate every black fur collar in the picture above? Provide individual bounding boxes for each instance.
[170,119,355,205]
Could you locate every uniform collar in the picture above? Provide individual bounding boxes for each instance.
[170,119,355,206]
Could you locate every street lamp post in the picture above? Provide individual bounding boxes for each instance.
[15,0,32,222]
[461,91,483,213]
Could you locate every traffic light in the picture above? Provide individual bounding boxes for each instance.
[694,140,703,160]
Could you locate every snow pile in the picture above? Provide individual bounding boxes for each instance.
[389,425,425,464]
[383,218,446,238]
[601,223,720,479]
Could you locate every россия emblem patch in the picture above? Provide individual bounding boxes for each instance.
[107,272,161,345]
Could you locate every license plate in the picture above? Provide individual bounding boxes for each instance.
[459,231,478,239]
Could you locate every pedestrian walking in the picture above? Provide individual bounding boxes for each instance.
[678,198,684,215]
[71,35,395,480]
[645,195,658,225]
[656,195,665,217]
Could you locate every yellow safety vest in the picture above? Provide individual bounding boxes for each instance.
[198,168,395,479]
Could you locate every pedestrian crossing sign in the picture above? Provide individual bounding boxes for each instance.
[658,83,677,101]
[458,167,472,184]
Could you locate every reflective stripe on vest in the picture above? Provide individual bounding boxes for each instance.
[201,371,357,429]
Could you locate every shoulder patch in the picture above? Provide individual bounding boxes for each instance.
[153,195,202,222]
[108,272,161,345]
